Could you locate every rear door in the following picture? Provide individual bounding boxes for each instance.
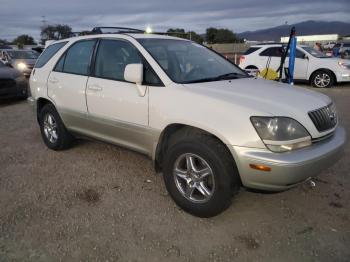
[258,46,282,78]
[258,47,283,74]
[47,39,96,128]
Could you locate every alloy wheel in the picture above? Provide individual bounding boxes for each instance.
[43,113,58,144]
[314,73,331,88]
[173,153,215,203]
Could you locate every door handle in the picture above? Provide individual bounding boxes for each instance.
[88,84,103,91]
[49,77,59,84]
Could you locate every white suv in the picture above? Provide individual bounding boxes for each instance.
[239,44,350,88]
[29,32,346,217]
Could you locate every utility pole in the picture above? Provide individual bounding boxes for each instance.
[41,16,47,28]
[40,16,47,45]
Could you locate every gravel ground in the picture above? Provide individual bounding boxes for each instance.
[0,83,349,262]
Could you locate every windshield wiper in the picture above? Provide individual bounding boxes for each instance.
[183,72,247,84]
[215,72,246,80]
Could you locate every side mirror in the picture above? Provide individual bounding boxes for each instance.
[303,54,309,60]
[124,63,143,84]
[124,63,146,97]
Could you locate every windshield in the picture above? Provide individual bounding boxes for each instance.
[138,39,248,84]
[7,50,39,59]
[301,46,328,58]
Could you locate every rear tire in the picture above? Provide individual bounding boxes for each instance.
[39,104,74,150]
[163,130,241,217]
[310,70,335,88]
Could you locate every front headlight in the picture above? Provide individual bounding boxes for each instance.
[16,62,27,71]
[251,117,311,152]
[338,61,350,70]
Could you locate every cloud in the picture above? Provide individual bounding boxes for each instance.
[1,0,349,41]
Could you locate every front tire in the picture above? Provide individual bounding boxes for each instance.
[39,104,73,150]
[311,70,335,88]
[163,131,241,217]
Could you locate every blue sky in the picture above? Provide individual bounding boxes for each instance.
[1,0,349,41]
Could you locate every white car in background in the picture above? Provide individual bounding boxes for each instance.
[239,44,350,88]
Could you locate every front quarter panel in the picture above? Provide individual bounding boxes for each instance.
[149,83,266,149]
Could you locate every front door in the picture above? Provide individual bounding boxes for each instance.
[86,38,151,154]
[285,48,309,80]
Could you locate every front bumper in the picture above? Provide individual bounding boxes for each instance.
[230,126,346,191]
[336,69,350,82]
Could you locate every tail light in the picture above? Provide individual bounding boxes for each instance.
[239,56,245,65]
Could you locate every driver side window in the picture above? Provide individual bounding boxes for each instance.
[94,39,162,86]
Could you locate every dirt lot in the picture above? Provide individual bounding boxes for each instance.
[0,84,349,262]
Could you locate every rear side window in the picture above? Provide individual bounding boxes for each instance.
[56,40,96,75]
[344,43,350,47]
[259,47,283,57]
[35,41,67,68]
[244,47,261,55]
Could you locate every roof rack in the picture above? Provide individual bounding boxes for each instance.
[91,27,145,34]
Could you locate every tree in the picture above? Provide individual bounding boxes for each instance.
[12,34,36,48]
[55,24,73,39]
[206,27,218,44]
[40,24,72,44]
[188,31,204,44]
[206,28,242,44]
[167,28,186,39]
[166,28,203,43]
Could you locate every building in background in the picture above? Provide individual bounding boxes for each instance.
[280,34,339,46]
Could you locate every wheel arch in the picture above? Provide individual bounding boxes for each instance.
[245,65,258,69]
[36,97,55,123]
[309,68,337,83]
[154,123,237,173]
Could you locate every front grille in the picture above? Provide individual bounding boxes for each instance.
[308,103,337,132]
[0,79,16,89]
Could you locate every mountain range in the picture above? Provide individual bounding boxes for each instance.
[237,20,350,41]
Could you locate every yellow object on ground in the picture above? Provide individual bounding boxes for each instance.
[259,68,278,80]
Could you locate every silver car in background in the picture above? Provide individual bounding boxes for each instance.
[0,49,39,77]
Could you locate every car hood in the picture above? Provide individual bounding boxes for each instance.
[183,78,332,117]
[0,66,21,79]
